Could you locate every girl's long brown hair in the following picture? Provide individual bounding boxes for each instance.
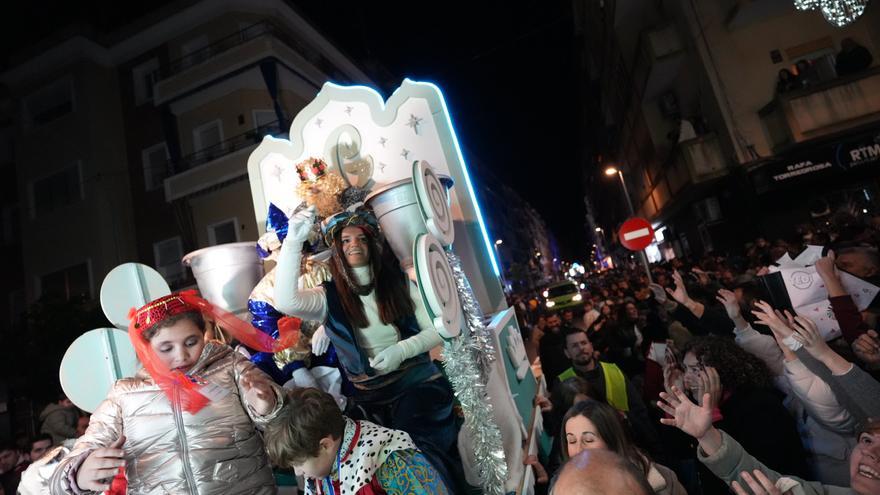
[329,227,414,329]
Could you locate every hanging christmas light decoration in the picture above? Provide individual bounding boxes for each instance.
[793,0,870,27]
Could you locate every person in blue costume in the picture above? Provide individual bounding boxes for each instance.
[274,205,462,491]
[248,203,349,406]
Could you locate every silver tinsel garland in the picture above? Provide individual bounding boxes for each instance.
[443,252,507,495]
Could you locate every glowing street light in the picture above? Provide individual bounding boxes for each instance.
[495,239,503,245]
[604,164,652,283]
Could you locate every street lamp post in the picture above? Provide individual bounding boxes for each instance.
[605,166,653,283]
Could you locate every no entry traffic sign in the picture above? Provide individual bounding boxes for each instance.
[619,218,654,251]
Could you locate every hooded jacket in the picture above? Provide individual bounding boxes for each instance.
[49,342,282,495]
[39,402,78,445]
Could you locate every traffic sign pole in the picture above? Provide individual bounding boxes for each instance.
[618,217,654,284]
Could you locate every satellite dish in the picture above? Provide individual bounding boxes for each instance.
[59,328,139,413]
[100,263,170,330]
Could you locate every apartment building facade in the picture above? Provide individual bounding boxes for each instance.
[1,0,373,304]
[579,0,880,258]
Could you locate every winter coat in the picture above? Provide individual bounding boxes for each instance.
[49,342,282,495]
[39,402,78,445]
[648,462,688,495]
[699,430,854,494]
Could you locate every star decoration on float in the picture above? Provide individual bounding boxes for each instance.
[406,114,423,134]
[401,149,410,159]
[378,137,388,147]
[269,163,284,181]
[344,105,353,116]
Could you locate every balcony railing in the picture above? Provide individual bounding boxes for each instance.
[759,67,880,152]
[172,120,286,174]
[154,20,343,83]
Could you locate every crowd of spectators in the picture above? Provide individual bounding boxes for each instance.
[510,210,880,494]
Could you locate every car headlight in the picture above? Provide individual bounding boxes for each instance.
[572,293,583,302]
[546,300,556,308]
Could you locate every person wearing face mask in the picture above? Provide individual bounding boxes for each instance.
[561,400,686,495]
[49,292,290,494]
[273,206,461,491]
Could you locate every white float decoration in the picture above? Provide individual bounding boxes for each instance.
[62,262,166,412]
[413,233,462,339]
[182,241,264,319]
[413,160,455,247]
[245,80,538,495]
[100,263,170,330]
[60,328,139,412]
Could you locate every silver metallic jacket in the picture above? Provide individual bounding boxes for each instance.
[50,342,282,494]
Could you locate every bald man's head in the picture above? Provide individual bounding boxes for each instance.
[551,449,652,495]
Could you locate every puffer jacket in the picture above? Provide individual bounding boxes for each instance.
[50,342,282,495]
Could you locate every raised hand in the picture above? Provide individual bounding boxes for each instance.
[790,315,833,360]
[814,250,838,280]
[657,386,713,440]
[77,435,126,491]
[242,368,277,416]
[731,469,784,495]
[853,330,880,366]
[751,301,794,339]
[665,270,691,305]
[534,394,553,412]
[288,205,316,243]
[716,289,743,323]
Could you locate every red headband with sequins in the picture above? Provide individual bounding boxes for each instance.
[128,290,301,413]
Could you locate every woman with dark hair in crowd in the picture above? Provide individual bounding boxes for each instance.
[674,336,810,492]
[562,400,686,494]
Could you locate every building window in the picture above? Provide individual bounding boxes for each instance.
[29,162,83,218]
[193,120,224,153]
[24,79,74,127]
[133,58,159,105]
[154,236,185,282]
[39,262,92,301]
[208,218,239,246]
[142,142,169,191]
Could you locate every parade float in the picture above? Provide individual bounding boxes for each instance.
[244,79,547,495]
[58,80,548,495]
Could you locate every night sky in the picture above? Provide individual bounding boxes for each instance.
[1,0,589,259]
